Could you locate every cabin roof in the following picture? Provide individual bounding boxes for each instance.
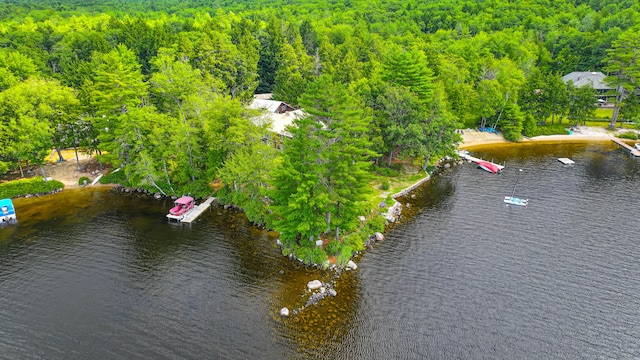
[251,109,305,137]
[249,95,303,137]
[562,71,612,90]
[249,99,295,113]
[174,196,194,204]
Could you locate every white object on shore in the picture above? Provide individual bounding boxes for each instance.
[280,307,290,317]
[307,280,322,290]
[558,158,575,165]
[91,174,103,185]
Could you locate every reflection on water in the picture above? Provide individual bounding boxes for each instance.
[1,141,639,359]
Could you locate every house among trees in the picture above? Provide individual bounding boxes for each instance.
[562,71,614,105]
[249,94,303,139]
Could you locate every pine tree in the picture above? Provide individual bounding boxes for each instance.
[603,27,640,128]
[269,74,375,242]
[382,49,435,105]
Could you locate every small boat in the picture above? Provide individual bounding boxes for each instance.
[504,169,528,206]
[504,196,528,206]
[167,196,195,221]
[477,160,501,173]
[0,198,17,224]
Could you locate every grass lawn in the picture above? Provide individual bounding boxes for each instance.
[594,108,613,120]
[367,160,428,210]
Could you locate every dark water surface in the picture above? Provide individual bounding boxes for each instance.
[1,141,639,359]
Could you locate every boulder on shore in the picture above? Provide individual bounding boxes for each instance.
[346,260,358,270]
[307,280,323,290]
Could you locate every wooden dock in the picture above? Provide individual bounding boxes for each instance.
[458,151,505,171]
[181,197,216,223]
[611,138,640,157]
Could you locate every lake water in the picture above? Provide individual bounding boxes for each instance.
[1,140,639,359]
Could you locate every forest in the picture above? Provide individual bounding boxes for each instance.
[0,0,638,265]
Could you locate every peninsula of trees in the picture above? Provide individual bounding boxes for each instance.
[0,0,638,264]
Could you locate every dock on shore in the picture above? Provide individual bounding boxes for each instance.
[458,151,505,171]
[611,138,640,157]
[181,197,216,223]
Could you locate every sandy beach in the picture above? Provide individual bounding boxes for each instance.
[459,125,637,148]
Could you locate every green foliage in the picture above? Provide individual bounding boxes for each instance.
[336,245,354,267]
[380,180,390,191]
[522,113,537,138]
[325,240,341,256]
[374,167,399,177]
[343,232,365,252]
[0,178,64,198]
[0,78,80,172]
[618,132,638,140]
[1,0,639,267]
[99,169,127,185]
[290,244,328,266]
[78,176,90,186]
[500,102,524,142]
[529,124,571,136]
[269,74,376,242]
[603,27,640,128]
[363,214,386,234]
[216,123,279,225]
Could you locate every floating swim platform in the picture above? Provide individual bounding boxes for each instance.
[558,158,575,165]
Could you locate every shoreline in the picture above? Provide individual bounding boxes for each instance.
[459,125,639,149]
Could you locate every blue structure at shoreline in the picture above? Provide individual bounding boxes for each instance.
[0,198,17,224]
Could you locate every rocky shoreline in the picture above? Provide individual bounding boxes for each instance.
[279,155,469,316]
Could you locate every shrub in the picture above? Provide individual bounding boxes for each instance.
[78,176,90,186]
[325,240,341,256]
[294,246,310,263]
[293,245,328,266]
[0,178,64,198]
[380,180,390,190]
[534,124,571,136]
[309,247,328,265]
[336,245,354,266]
[375,167,399,177]
[99,169,126,185]
[364,214,386,234]
[522,114,537,137]
[343,232,365,251]
[618,132,638,140]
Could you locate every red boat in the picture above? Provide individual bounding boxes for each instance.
[168,196,195,216]
[477,160,501,173]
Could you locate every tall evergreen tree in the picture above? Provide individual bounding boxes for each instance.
[84,44,148,165]
[269,74,375,243]
[381,48,435,105]
[603,27,640,128]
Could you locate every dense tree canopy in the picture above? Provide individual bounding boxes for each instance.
[0,0,639,263]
